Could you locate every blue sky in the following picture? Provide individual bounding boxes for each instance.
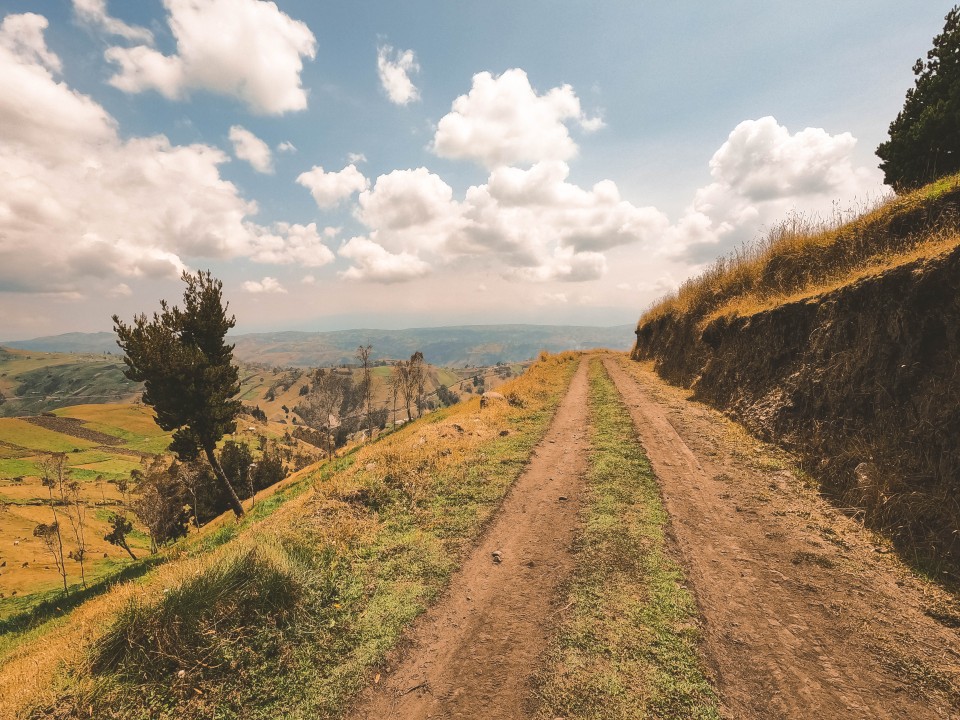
[0,1,950,339]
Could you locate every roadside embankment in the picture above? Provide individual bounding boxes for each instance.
[634,176,960,577]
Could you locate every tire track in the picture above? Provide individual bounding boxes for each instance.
[346,359,591,720]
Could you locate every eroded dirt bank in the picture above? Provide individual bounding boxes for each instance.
[607,357,960,720]
[346,360,591,720]
[634,244,960,571]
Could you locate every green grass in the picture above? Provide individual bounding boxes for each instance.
[0,557,165,654]
[19,354,581,720]
[0,457,41,478]
[0,355,140,418]
[0,419,96,454]
[534,358,719,719]
[54,404,171,454]
[0,448,139,482]
[69,456,142,478]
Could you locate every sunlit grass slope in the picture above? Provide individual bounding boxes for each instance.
[0,352,579,720]
[641,172,960,329]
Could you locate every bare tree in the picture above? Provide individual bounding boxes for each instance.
[176,462,204,530]
[296,369,349,459]
[393,359,414,422]
[131,458,189,552]
[356,344,374,435]
[33,522,67,595]
[410,351,425,418]
[116,477,130,507]
[37,453,68,593]
[389,352,426,420]
[63,479,89,589]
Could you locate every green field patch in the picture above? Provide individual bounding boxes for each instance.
[55,404,170,454]
[0,354,140,417]
[72,456,142,478]
[0,419,97,454]
[0,455,44,480]
[433,367,460,387]
[0,444,30,460]
[64,449,115,465]
[56,403,161,437]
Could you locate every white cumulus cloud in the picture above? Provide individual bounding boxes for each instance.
[72,0,154,43]
[340,162,664,285]
[666,116,885,260]
[0,16,329,295]
[377,44,420,105]
[0,13,62,73]
[709,116,874,202]
[338,236,431,283]
[357,168,460,244]
[229,125,273,173]
[105,0,317,115]
[433,69,603,168]
[297,164,369,208]
[247,222,335,267]
[453,161,666,279]
[243,276,287,294]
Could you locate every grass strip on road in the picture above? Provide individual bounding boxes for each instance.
[535,356,719,720]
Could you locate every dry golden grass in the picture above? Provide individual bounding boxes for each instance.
[0,352,579,720]
[640,172,960,328]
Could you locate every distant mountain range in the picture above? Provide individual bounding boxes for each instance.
[2,324,635,367]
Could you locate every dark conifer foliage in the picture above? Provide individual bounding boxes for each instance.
[878,6,960,190]
[113,270,245,516]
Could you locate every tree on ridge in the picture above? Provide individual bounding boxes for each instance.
[877,5,960,190]
[113,270,245,517]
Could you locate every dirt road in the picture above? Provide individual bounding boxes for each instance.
[346,360,591,720]
[346,354,960,719]
[606,357,960,720]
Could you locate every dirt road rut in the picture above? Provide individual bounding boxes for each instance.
[346,360,590,720]
[606,357,960,720]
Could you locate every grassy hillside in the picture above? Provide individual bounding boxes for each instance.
[0,352,579,719]
[633,171,960,577]
[640,173,960,333]
[0,348,140,418]
[0,397,322,619]
[0,403,169,613]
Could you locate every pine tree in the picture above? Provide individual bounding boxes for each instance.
[877,6,960,191]
[113,270,245,517]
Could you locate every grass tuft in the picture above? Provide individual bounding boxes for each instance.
[90,539,327,680]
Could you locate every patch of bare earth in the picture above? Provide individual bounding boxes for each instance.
[605,356,960,720]
[346,361,590,720]
[22,415,121,445]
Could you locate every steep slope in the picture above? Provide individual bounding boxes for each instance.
[633,174,960,576]
[0,353,579,720]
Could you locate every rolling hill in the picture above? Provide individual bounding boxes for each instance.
[3,324,634,367]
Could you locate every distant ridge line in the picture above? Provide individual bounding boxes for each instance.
[2,324,634,367]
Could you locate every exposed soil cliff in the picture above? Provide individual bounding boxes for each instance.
[634,243,960,575]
